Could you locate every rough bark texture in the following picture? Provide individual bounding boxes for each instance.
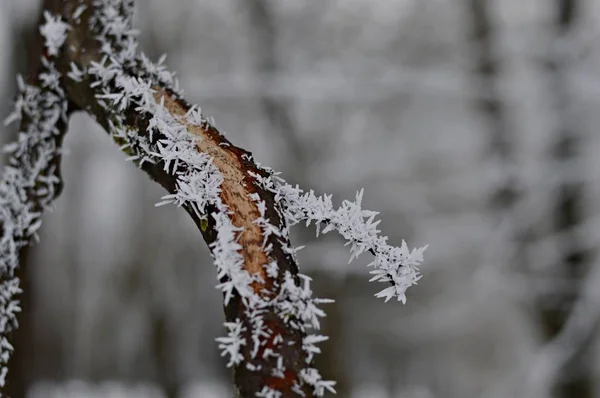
[6,0,316,396]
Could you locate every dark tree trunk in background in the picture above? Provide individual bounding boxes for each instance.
[151,312,178,398]
[541,1,593,397]
[468,0,514,185]
[466,0,528,256]
[467,0,533,274]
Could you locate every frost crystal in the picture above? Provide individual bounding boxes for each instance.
[300,368,337,396]
[257,386,284,398]
[303,334,329,363]
[216,320,247,367]
[39,12,70,57]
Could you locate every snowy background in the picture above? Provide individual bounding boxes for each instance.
[2,0,600,397]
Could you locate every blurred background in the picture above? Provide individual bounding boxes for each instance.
[2,0,600,397]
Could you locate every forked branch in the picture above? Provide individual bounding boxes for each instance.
[0,1,426,396]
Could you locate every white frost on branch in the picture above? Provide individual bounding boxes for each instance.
[216,319,247,368]
[257,386,283,398]
[300,368,337,396]
[303,334,329,363]
[39,11,70,57]
[0,13,69,387]
[277,272,331,330]
[253,174,428,303]
[67,62,85,83]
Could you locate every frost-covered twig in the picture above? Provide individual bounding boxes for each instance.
[253,176,427,303]
[0,10,70,389]
[0,0,427,396]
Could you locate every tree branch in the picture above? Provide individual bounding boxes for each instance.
[0,8,71,393]
[0,1,426,396]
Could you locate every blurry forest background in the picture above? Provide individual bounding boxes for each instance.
[2,0,600,397]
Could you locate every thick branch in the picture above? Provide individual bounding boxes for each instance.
[47,0,320,396]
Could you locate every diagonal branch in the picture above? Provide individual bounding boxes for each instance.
[55,2,327,396]
[0,0,426,396]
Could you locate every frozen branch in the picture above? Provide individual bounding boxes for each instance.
[0,9,71,388]
[0,0,426,396]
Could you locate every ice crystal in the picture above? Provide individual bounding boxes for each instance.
[39,12,70,57]
[216,320,247,367]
